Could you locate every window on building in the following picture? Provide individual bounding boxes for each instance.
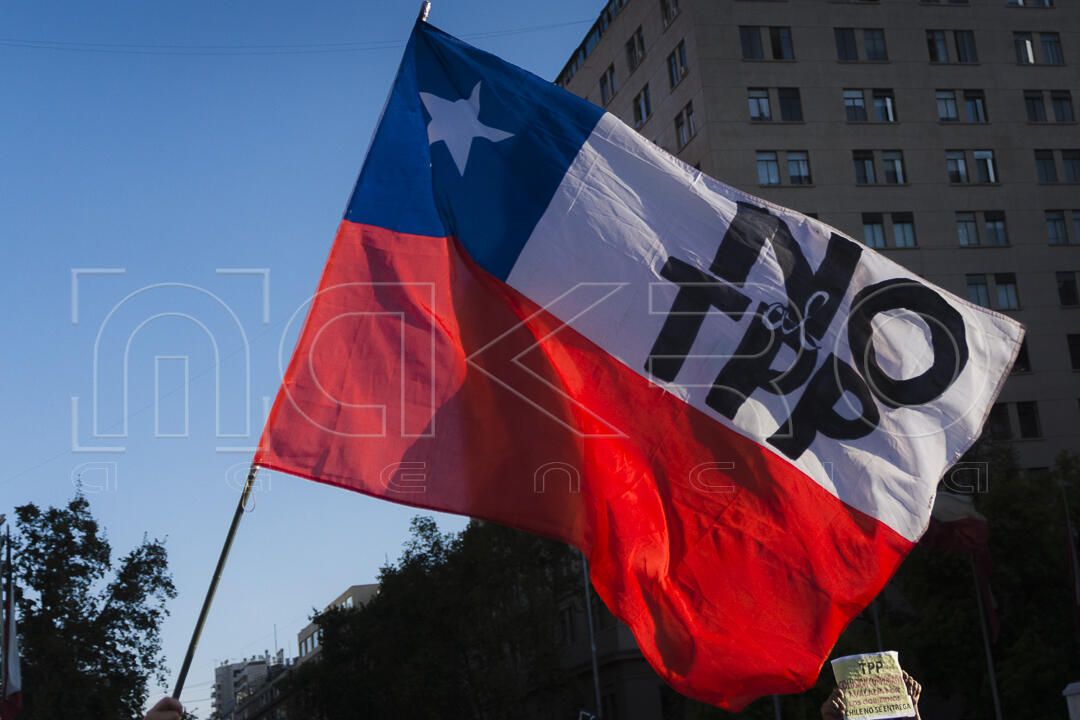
[1015,32,1036,63]
[955,30,978,62]
[1041,32,1064,64]
[1013,339,1032,372]
[1025,91,1047,121]
[964,90,988,122]
[1008,0,1053,5]
[995,272,1019,308]
[984,211,1008,245]
[873,89,896,121]
[882,150,906,183]
[927,30,948,62]
[1036,150,1058,182]
[770,27,794,59]
[667,41,688,88]
[757,151,780,185]
[845,89,868,121]
[1016,401,1041,438]
[987,403,1012,440]
[788,150,812,184]
[1052,91,1075,122]
[1057,271,1079,305]
[675,102,696,148]
[967,274,990,306]
[748,88,771,120]
[599,65,617,105]
[1047,210,1068,243]
[854,150,876,184]
[864,29,888,60]
[779,88,803,121]
[946,150,968,182]
[740,26,764,59]
[836,28,858,60]
[633,85,652,127]
[626,27,646,70]
[974,150,997,183]
[660,0,680,26]
[1075,210,1080,245]
[957,212,979,245]
[937,90,959,121]
[1069,335,1080,371]
[893,212,917,247]
[1064,150,1080,182]
[863,213,886,248]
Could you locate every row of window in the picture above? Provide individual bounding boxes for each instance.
[1007,333,1080,375]
[859,210,1080,249]
[738,25,1066,65]
[819,209,1080,250]
[748,86,1075,124]
[758,148,1080,187]
[966,271,1080,311]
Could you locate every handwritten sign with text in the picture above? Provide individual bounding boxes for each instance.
[830,651,914,720]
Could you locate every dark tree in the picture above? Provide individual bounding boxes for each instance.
[9,494,177,720]
[286,517,582,719]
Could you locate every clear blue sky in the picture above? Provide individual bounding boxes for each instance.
[0,1,599,714]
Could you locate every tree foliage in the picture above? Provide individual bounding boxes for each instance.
[10,495,177,720]
[286,517,582,719]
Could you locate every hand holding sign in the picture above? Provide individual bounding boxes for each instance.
[828,652,919,720]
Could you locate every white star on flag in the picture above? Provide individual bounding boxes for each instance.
[419,82,514,175]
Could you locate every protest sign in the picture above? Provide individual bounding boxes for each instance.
[830,651,915,720]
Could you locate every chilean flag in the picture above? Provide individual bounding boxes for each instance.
[256,21,1024,709]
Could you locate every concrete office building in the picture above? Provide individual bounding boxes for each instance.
[556,0,1080,470]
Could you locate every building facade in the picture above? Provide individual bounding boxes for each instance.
[556,0,1080,470]
[296,583,379,663]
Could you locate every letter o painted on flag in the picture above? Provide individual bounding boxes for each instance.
[848,279,968,408]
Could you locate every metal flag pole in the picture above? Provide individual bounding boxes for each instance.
[172,464,259,699]
[580,550,603,720]
[0,524,6,699]
[870,599,884,652]
[772,694,782,720]
[971,556,1003,720]
[1060,472,1080,661]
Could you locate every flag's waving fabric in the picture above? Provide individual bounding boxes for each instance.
[257,22,1023,709]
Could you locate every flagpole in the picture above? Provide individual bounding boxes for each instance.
[580,550,603,720]
[972,556,1003,720]
[870,599,884,652]
[0,526,6,705]
[172,464,259,699]
[1060,472,1080,654]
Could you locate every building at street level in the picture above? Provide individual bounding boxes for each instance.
[556,0,1079,470]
